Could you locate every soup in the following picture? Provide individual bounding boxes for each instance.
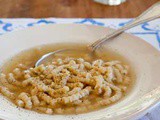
[0,43,133,115]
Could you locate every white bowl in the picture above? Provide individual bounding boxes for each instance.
[0,24,160,120]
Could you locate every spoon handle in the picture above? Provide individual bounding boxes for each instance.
[89,2,160,51]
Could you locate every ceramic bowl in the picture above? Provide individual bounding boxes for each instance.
[0,24,160,120]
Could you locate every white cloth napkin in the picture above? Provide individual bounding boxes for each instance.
[0,18,160,120]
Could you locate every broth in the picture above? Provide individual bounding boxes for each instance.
[1,43,130,73]
[0,43,134,114]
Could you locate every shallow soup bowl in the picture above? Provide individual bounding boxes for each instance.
[0,24,160,120]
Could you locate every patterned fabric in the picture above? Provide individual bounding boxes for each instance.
[0,18,160,51]
[0,18,160,120]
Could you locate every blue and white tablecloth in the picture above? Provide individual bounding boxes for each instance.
[0,18,160,120]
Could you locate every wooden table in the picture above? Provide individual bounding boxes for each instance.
[0,0,159,18]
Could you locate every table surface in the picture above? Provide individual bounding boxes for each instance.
[0,0,159,18]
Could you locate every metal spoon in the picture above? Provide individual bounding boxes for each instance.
[35,2,160,67]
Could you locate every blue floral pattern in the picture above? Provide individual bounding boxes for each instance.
[119,19,160,47]
[142,21,160,44]
[0,20,12,32]
[75,18,104,26]
[0,18,159,48]
[27,19,55,26]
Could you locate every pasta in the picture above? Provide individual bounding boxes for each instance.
[0,57,131,114]
[31,95,40,106]
[18,92,32,109]
[0,86,15,99]
[35,107,53,114]
[16,99,25,107]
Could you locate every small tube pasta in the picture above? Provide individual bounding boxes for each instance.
[51,86,69,97]
[109,91,122,102]
[13,68,22,78]
[102,86,112,97]
[35,107,53,114]
[115,64,125,74]
[92,59,104,67]
[61,87,91,104]
[30,87,38,95]
[113,67,123,83]
[16,99,25,107]
[18,92,32,109]
[105,66,114,82]
[76,58,84,64]
[31,95,40,106]
[22,78,34,87]
[38,92,52,104]
[0,57,130,114]
[0,73,17,89]
[67,82,84,89]
[73,99,82,105]
[0,86,15,99]
[104,61,120,66]
[94,75,104,94]
[0,73,8,85]
[0,73,15,89]
[38,92,57,106]
[84,62,92,70]
[68,87,81,96]
[8,73,21,86]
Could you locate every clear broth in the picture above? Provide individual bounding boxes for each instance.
[0,43,135,114]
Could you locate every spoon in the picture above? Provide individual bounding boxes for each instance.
[35,2,160,67]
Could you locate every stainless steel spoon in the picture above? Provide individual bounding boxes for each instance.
[35,2,160,67]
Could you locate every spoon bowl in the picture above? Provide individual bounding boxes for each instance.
[35,48,96,66]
